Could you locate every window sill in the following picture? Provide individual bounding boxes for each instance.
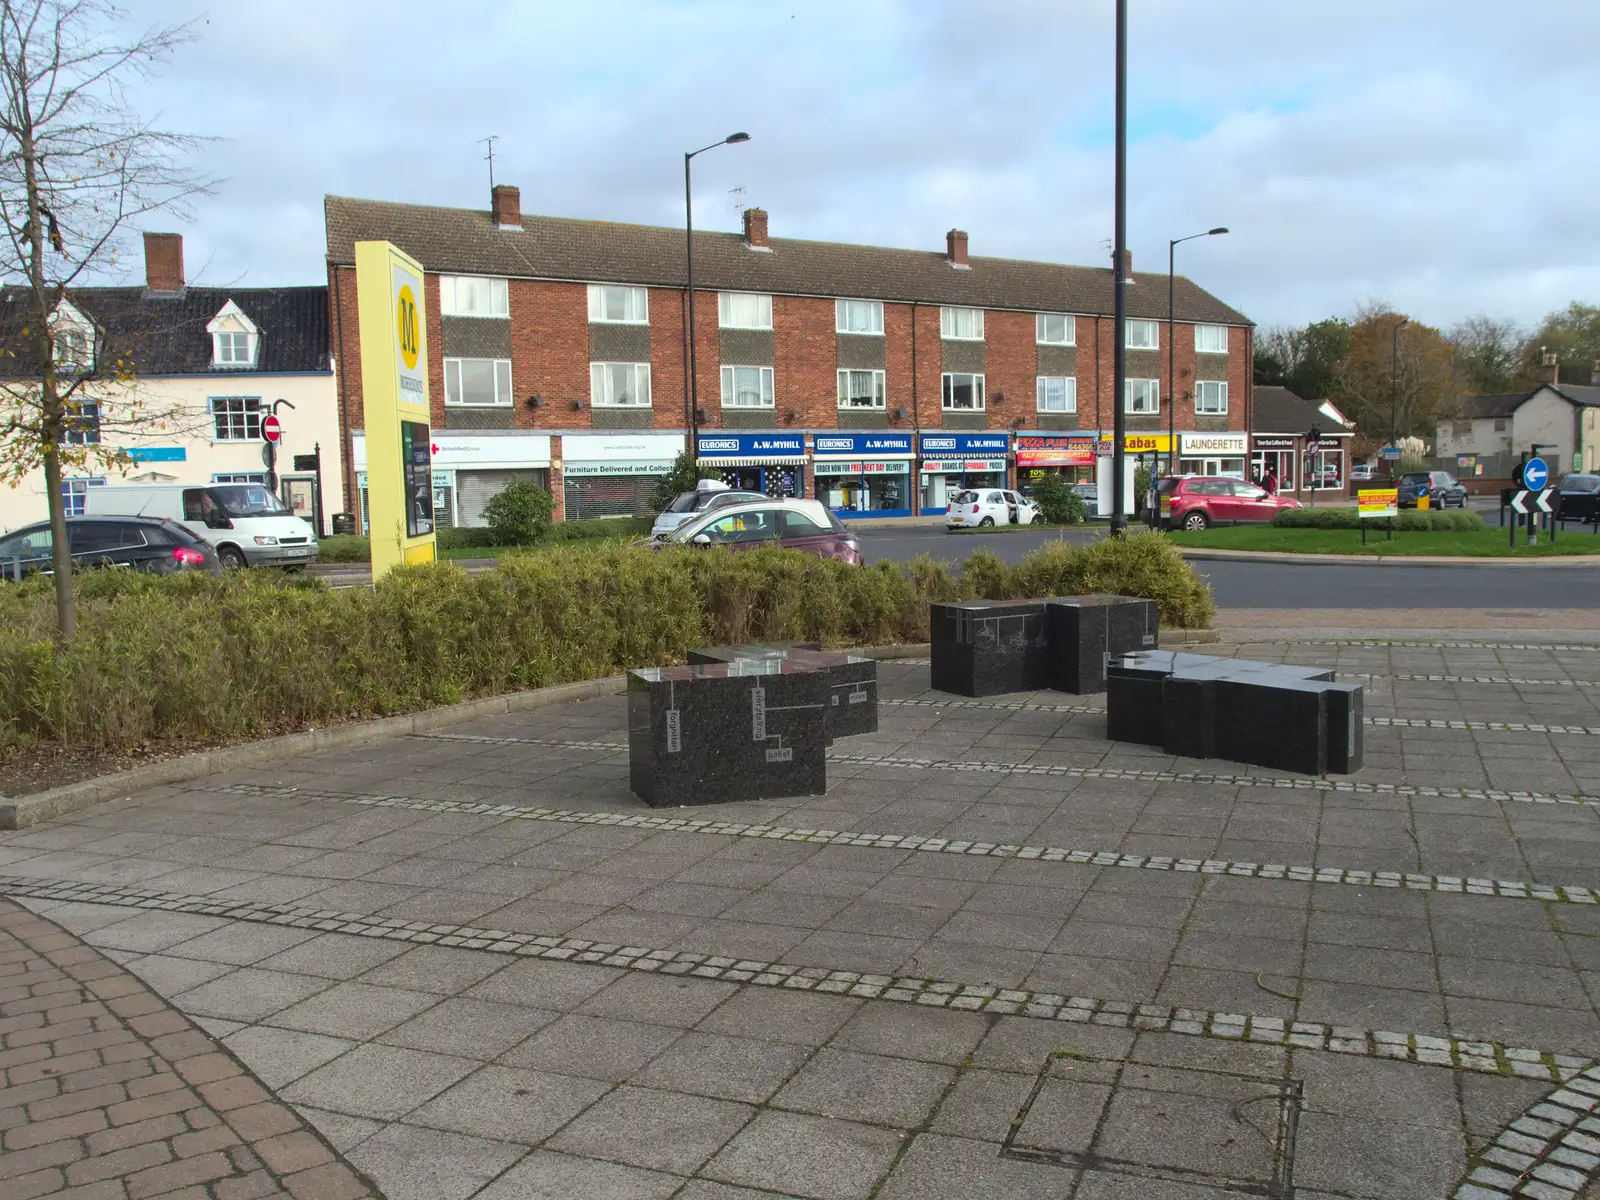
[588,319,649,327]
[939,336,985,343]
[1195,349,1229,355]
[718,325,774,332]
[1124,345,1159,352]
[836,330,886,337]
[941,408,987,414]
[721,406,777,412]
[591,404,654,410]
[1035,341,1076,349]
[443,402,514,408]
[1036,409,1077,415]
[837,405,886,411]
[441,313,510,320]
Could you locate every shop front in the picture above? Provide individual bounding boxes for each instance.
[1250,436,1297,492]
[1015,434,1097,493]
[918,432,1009,513]
[352,431,552,531]
[1178,432,1248,480]
[813,432,914,517]
[696,433,807,497]
[561,433,685,520]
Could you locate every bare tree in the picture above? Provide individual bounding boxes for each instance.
[1447,314,1527,395]
[0,0,209,640]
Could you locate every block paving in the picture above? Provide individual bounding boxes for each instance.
[5,631,1600,1197]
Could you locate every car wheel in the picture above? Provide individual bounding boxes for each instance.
[979,516,995,527]
[218,547,247,571]
[1182,511,1210,532]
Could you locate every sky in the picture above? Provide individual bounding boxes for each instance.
[104,0,1600,334]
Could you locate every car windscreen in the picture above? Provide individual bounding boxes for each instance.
[664,492,702,513]
[1560,475,1600,494]
[1397,473,1429,486]
[210,485,288,518]
[1155,478,1181,494]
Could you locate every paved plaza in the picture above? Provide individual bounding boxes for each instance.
[6,629,1600,1198]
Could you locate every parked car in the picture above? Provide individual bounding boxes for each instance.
[651,479,768,539]
[1305,465,1344,488]
[945,489,1039,530]
[0,516,221,581]
[1155,476,1302,532]
[1349,463,1376,483]
[85,483,318,569]
[1072,482,1099,508]
[1396,471,1468,509]
[1555,473,1600,525]
[665,499,861,564]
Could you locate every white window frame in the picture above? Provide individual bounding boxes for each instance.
[940,307,984,341]
[720,365,775,409]
[1124,378,1160,414]
[440,275,509,317]
[54,326,94,372]
[1194,380,1228,414]
[212,472,268,485]
[941,372,986,411]
[1126,319,1159,350]
[210,396,263,441]
[717,292,773,330]
[835,299,884,335]
[60,477,105,517]
[1036,313,1075,346]
[836,369,886,410]
[443,357,513,406]
[587,284,648,324]
[205,300,260,369]
[1194,324,1228,354]
[589,362,653,408]
[213,330,253,366]
[1036,376,1076,413]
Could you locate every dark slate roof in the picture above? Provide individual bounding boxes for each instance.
[0,286,329,376]
[1452,393,1528,419]
[324,195,1252,326]
[1552,383,1600,408]
[1252,385,1354,435]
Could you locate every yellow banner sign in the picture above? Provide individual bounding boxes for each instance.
[1357,488,1398,519]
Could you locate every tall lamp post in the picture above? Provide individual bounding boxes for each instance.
[1110,0,1129,537]
[1167,228,1228,476]
[685,132,751,465]
[1389,316,1409,447]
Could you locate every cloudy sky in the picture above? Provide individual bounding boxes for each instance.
[120,0,1600,332]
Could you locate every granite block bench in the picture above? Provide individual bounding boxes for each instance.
[1106,650,1363,775]
[930,595,1160,698]
[689,643,878,741]
[627,661,828,807]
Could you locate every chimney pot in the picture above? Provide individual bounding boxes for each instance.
[742,207,769,250]
[945,229,969,269]
[491,184,521,229]
[1536,347,1560,387]
[143,232,184,294]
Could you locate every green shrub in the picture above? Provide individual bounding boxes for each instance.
[544,516,653,542]
[1029,474,1086,525]
[436,527,497,550]
[1009,533,1214,629]
[316,535,370,563]
[1272,507,1484,532]
[482,482,556,546]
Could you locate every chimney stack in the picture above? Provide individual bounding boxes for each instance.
[945,229,969,269]
[143,232,184,294]
[1535,347,1560,387]
[490,184,521,229]
[1591,358,1600,387]
[1116,248,1133,276]
[742,207,769,250]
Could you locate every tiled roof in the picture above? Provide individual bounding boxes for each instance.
[1552,383,1600,408]
[1252,385,1354,435]
[324,195,1252,327]
[1452,393,1528,420]
[0,286,329,376]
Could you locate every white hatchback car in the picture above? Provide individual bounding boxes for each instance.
[946,488,1038,530]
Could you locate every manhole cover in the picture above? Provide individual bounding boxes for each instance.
[1002,1050,1302,1197]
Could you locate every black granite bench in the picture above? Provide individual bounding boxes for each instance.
[930,595,1159,698]
[1106,650,1363,775]
[689,643,878,741]
[627,661,828,807]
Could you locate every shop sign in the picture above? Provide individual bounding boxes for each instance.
[697,433,806,457]
[1180,432,1248,455]
[1097,433,1172,453]
[124,446,187,463]
[813,433,913,456]
[431,471,451,487]
[561,461,674,477]
[354,432,552,470]
[920,458,1008,473]
[918,433,1009,455]
[1252,435,1296,450]
[1016,435,1096,467]
[562,433,684,462]
[813,460,910,476]
[1358,488,1399,519]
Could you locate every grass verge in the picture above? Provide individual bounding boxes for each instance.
[1166,524,1600,557]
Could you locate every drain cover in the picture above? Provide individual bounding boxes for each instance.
[1002,1051,1302,1197]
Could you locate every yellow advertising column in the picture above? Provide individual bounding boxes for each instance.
[355,241,436,578]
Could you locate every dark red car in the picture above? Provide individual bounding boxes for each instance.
[663,499,862,564]
[1156,476,1301,532]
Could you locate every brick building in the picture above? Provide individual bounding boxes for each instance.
[324,185,1253,525]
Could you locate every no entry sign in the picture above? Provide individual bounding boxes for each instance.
[261,413,282,444]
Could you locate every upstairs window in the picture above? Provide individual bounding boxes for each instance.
[837,369,886,409]
[1125,379,1159,413]
[721,365,774,408]
[1194,380,1228,414]
[64,401,99,445]
[1195,324,1228,354]
[211,396,263,441]
[718,292,772,329]
[444,358,513,406]
[1126,320,1158,350]
[53,326,92,372]
[440,275,509,317]
[1037,376,1076,412]
[214,331,252,365]
[942,372,985,410]
[588,284,648,324]
[836,299,884,334]
[940,307,984,340]
[206,300,260,368]
[1036,313,1074,345]
[590,362,652,407]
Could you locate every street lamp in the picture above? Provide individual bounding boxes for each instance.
[1167,227,1228,476]
[685,132,751,464]
[1390,316,1409,447]
[1111,0,1128,537]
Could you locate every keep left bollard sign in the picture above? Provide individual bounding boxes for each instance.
[356,241,437,578]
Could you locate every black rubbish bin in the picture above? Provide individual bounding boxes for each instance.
[331,513,356,536]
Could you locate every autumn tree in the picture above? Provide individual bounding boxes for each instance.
[1332,307,1457,442]
[0,0,207,640]
[1447,314,1526,395]
[1253,318,1351,401]
[1523,301,1600,385]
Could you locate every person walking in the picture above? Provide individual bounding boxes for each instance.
[1263,466,1278,495]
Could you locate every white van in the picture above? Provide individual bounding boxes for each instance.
[86,484,318,569]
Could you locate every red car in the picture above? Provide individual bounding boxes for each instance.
[1156,476,1301,532]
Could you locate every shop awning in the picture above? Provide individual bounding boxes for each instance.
[701,455,808,467]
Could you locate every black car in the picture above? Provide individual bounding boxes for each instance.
[1396,471,1468,508]
[0,516,221,580]
[1556,473,1600,525]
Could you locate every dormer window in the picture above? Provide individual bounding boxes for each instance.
[50,299,94,373]
[206,300,260,369]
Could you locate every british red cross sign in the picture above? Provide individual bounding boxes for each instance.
[260,413,282,444]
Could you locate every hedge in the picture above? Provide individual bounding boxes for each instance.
[1272,507,1485,532]
[314,518,654,563]
[0,532,1211,750]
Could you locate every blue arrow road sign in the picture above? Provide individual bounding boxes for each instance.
[1523,457,1549,491]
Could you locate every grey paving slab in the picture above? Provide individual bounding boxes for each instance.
[406,1063,611,1143]
[770,1047,954,1126]
[472,1149,681,1200]
[547,1084,754,1175]
[499,1013,684,1081]
[280,1042,479,1121]
[378,996,561,1059]
[346,1124,529,1200]
[702,1110,906,1200]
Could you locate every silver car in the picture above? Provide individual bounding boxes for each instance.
[651,483,768,539]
